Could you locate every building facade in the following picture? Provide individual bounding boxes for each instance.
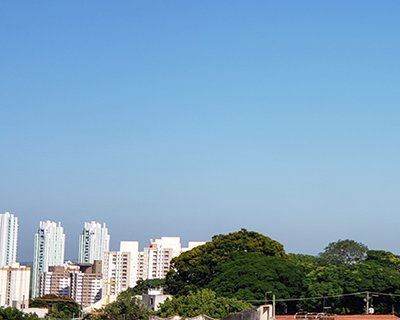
[140,237,182,280]
[104,237,205,294]
[38,262,102,307]
[0,212,19,267]
[78,221,110,264]
[70,261,102,307]
[102,241,139,297]
[0,263,30,309]
[38,265,75,298]
[32,221,65,298]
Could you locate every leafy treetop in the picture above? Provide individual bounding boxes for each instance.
[128,278,167,295]
[85,290,150,320]
[0,308,39,320]
[157,289,252,319]
[166,229,285,295]
[30,294,81,319]
[318,239,368,265]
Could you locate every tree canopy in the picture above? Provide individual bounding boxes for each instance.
[89,232,400,316]
[157,289,252,318]
[166,229,285,295]
[128,278,167,295]
[86,290,150,320]
[165,233,400,315]
[207,253,305,312]
[30,294,81,319]
[318,239,368,265]
[0,308,39,320]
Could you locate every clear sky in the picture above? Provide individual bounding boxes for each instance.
[1,1,400,261]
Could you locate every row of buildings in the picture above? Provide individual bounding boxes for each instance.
[0,212,205,309]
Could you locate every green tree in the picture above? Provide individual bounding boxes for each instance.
[344,260,400,313]
[288,253,319,274]
[102,290,150,320]
[0,307,39,320]
[302,264,346,312]
[157,289,252,318]
[301,259,400,314]
[366,250,400,269]
[166,229,286,295]
[128,278,167,295]
[30,295,81,319]
[318,239,368,265]
[206,253,305,313]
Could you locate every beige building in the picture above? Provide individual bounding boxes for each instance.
[70,261,102,307]
[39,265,75,298]
[0,263,30,309]
[140,237,181,280]
[38,261,102,307]
[102,241,139,297]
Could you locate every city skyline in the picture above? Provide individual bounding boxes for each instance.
[2,1,400,261]
[2,211,208,262]
[3,211,399,263]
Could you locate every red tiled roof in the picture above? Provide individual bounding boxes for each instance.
[277,315,399,320]
[335,316,399,320]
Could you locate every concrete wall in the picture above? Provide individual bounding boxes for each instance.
[150,305,273,320]
[221,305,272,320]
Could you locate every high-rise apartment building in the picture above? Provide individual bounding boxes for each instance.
[39,261,102,307]
[0,212,19,267]
[39,265,72,298]
[140,237,182,280]
[0,263,30,309]
[101,238,204,300]
[32,221,65,298]
[78,221,110,264]
[70,261,102,307]
[102,241,139,296]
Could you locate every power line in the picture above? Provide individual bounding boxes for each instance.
[246,291,400,304]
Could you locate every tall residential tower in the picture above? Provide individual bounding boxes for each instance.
[0,212,19,267]
[78,221,110,264]
[32,221,65,298]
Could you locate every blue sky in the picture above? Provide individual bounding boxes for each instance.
[1,1,400,261]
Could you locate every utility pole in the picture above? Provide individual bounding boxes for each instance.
[273,294,276,320]
[365,291,370,314]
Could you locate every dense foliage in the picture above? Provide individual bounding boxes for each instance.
[0,308,39,320]
[157,289,252,318]
[128,278,167,295]
[318,239,368,265]
[30,294,81,319]
[90,231,400,318]
[86,290,150,320]
[166,229,286,295]
[207,253,305,313]
[165,232,400,315]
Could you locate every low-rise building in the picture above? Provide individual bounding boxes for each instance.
[142,288,172,311]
